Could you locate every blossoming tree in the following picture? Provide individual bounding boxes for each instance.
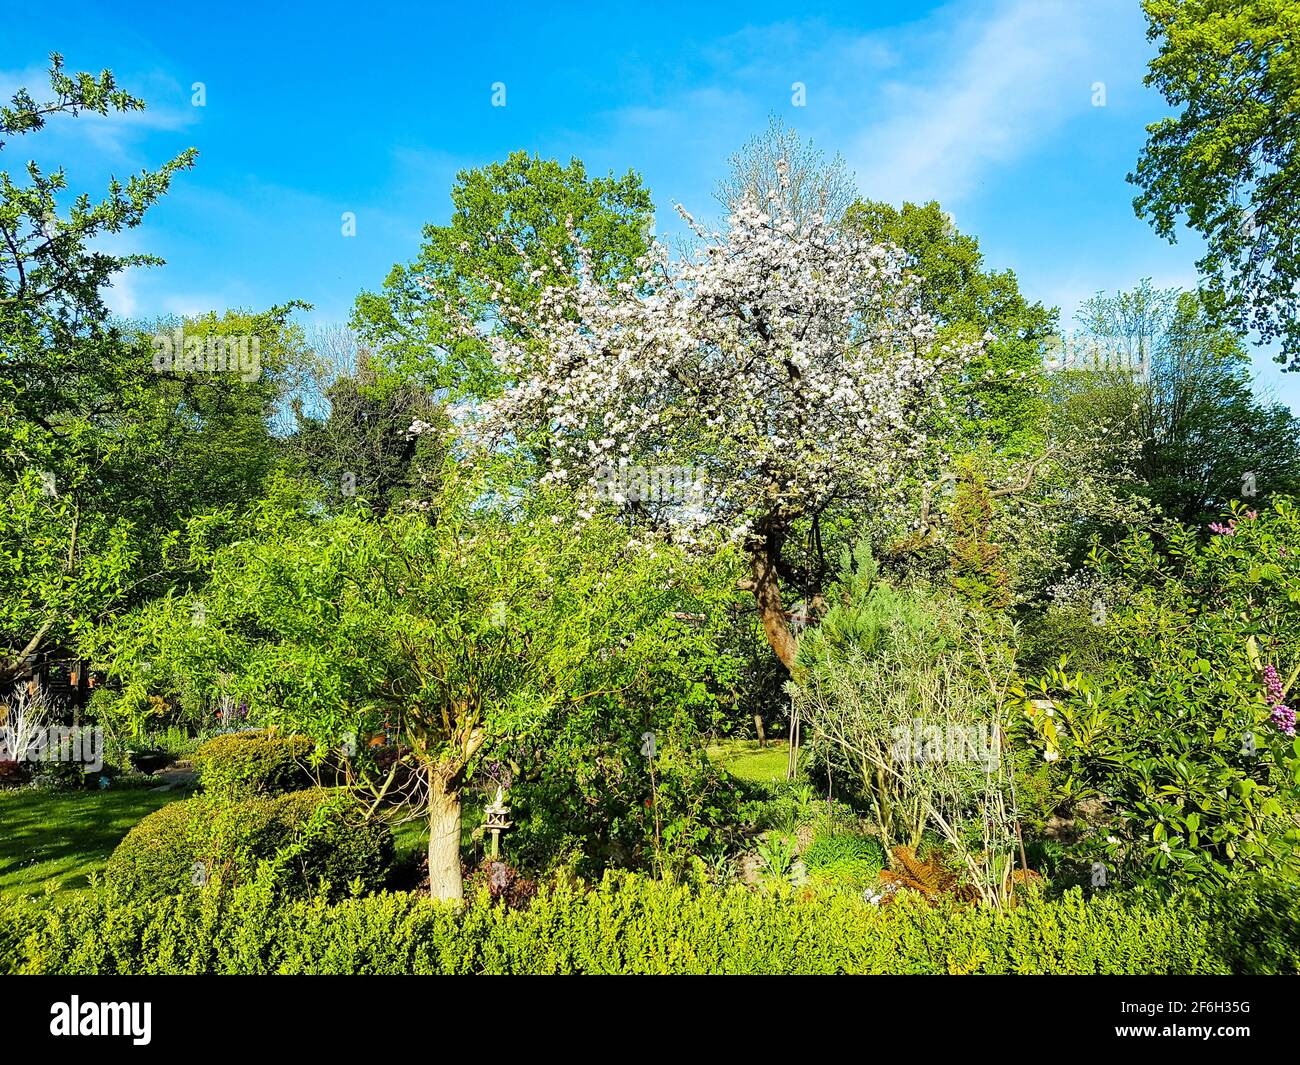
[456,164,977,670]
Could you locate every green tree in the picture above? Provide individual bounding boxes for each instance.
[352,151,653,400]
[0,55,195,679]
[1131,0,1300,366]
[0,470,138,683]
[1,54,196,469]
[844,199,1055,452]
[1069,282,1300,525]
[284,330,450,515]
[119,307,311,534]
[94,469,733,901]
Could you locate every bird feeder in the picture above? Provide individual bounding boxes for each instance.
[483,787,512,859]
[788,601,811,638]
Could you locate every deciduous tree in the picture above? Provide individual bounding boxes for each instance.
[464,166,974,670]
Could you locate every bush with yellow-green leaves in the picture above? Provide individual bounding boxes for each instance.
[3,872,1296,975]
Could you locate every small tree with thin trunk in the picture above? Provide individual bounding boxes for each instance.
[461,165,977,671]
[97,469,700,901]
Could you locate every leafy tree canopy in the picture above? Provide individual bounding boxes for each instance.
[1131,0,1300,366]
[844,199,1055,452]
[352,151,653,400]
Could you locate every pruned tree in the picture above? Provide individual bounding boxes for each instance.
[93,472,725,902]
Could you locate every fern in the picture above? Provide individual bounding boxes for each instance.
[880,845,978,903]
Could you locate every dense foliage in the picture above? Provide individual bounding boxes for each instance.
[1018,499,1300,888]
[3,872,1297,974]
[191,731,317,797]
[1132,0,1300,365]
[104,789,395,901]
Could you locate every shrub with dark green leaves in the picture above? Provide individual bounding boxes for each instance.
[104,789,393,901]
[192,730,315,796]
[1015,500,1300,888]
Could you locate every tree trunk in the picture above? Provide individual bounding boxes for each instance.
[754,713,766,747]
[427,767,463,903]
[748,543,799,672]
[0,621,53,686]
[786,709,799,782]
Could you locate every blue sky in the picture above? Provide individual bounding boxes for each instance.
[6,0,1299,408]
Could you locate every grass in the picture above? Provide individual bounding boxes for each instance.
[707,739,794,785]
[0,786,182,899]
[390,816,429,866]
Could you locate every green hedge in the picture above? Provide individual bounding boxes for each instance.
[102,798,195,899]
[103,789,394,901]
[3,874,1297,975]
[192,730,315,797]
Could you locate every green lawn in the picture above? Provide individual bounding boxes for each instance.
[707,739,793,785]
[0,787,182,899]
[391,816,429,863]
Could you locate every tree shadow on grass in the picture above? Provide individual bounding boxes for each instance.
[0,788,179,896]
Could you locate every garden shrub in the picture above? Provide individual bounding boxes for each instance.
[26,759,92,791]
[192,730,315,797]
[510,702,742,880]
[1015,500,1300,888]
[265,790,395,897]
[8,872,1298,975]
[790,544,1023,908]
[102,798,194,899]
[103,789,393,901]
[0,892,39,976]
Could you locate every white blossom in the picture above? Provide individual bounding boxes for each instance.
[450,172,980,550]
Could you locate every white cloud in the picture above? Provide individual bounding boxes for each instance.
[580,0,1139,223]
[101,268,139,319]
[849,0,1127,206]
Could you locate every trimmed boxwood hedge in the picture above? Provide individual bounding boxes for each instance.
[3,873,1297,975]
[103,789,394,901]
[192,730,315,797]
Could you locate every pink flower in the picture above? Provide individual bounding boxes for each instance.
[1208,520,1237,536]
[1262,667,1295,735]
[1271,703,1296,737]
[1265,664,1285,704]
